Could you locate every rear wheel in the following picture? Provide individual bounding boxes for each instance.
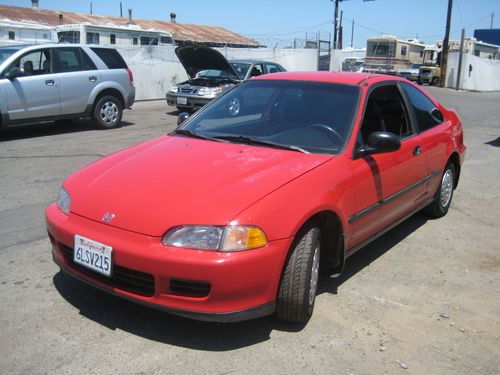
[425,163,455,218]
[93,95,123,129]
[277,224,321,323]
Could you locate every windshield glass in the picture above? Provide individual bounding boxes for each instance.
[410,64,422,69]
[179,80,360,155]
[196,69,238,80]
[230,62,251,79]
[0,46,24,65]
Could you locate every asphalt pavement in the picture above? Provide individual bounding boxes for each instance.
[0,88,499,375]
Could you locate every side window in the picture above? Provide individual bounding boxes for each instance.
[132,37,138,45]
[401,46,407,56]
[265,64,280,74]
[53,47,96,73]
[110,34,116,45]
[400,82,443,132]
[249,64,264,77]
[359,85,412,144]
[90,48,127,69]
[11,49,51,76]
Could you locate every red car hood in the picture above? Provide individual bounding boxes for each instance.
[66,136,331,236]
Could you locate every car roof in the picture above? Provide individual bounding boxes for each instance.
[2,43,118,52]
[253,71,403,86]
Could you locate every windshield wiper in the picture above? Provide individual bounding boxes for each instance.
[171,129,222,142]
[213,135,309,154]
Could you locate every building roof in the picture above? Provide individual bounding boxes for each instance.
[0,4,260,48]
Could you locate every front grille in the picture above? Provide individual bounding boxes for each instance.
[170,278,211,297]
[180,87,196,94]
[60,244,155,297]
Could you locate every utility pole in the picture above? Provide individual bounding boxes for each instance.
[339,10,344,50]
[440,0,453,88]
[90,1,92,14]
[456,28,465,91]
[491,12,494,29]
[333,0,340,49]
[351,18,354,48]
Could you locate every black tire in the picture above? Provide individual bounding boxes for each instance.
[425,163,455,218]
[93,95,123,129]
[431,77,441,86]
[276,223,321,323]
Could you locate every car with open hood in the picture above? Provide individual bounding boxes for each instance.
[47,72,465,324]
[166,45,285,111]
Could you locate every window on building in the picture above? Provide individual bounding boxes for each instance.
[110,34,116,45]
[401,46,407,56]
[86,32,100,45]
[132,37,138,45]
[8,31,15,40]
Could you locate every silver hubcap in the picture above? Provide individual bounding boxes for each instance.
[440,168,453,208]
[100,101,119,125]
[228,98,240,116]
[308,242,320,306]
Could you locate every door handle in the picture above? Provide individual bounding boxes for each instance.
[45,80,55,86]
[413,146,422,156]
[89,76,97,82]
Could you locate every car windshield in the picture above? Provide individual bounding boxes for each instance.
[178,80,360,155]
[196,69,239,80]
[410,64,422,69]
[0,46,25,65]
[230,62,251,79]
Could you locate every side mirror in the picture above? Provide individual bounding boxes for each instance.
[5,67,25,80]
[177,112,190,126]
[358,131,401,156]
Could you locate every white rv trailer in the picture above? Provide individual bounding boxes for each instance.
[0,19,56,45]
[56,23,175,46]
[364,35,426,75]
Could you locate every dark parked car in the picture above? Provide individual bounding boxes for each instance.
[166,45,286,111]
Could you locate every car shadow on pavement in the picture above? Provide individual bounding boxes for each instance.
[485,137,500,147]
[0,119,135,142]
[318,213,429,296]
[52,212,428,351]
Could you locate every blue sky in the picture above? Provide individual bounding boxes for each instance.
[2,0,499,48]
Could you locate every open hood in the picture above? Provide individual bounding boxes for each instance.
[175,45,241,79]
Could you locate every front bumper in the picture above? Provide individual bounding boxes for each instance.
[166,92,212,110]
[46,204,291,322]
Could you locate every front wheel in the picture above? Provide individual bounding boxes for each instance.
[93,96,123,129]
[276,224,321,323]
[425,163,455,218]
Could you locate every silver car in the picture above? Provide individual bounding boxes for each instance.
[166,45,286,112]
[0,44,135,129]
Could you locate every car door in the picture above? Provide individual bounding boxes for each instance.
[247,64,264,79]
[348,83,429,248]
[2,48,60,120]
[54,47,100,116]
[400,82,448,196]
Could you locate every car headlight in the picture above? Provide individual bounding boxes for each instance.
[56,186,71,215]
[197,87,222,98]
[162,225,267,251]
[169,85,179,93]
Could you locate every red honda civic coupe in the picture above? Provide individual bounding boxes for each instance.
[46,72,465,323]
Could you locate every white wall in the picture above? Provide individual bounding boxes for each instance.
[117,45,319,100]
[446,52,500,91]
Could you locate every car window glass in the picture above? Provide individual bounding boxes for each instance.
[90,48,127,69]
[182,81,360,155]
[359,84,412,144]
[11,49,50,76]
[249,64,264,77]
[230,62,251,79]
[265,64,280,74]
[54,47,88,73]
[400,82,443,132]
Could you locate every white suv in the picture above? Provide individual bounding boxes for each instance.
[0,44,135,129]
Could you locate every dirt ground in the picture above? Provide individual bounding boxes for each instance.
[0,87,499,374]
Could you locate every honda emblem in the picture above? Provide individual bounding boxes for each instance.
[102,212,116,224]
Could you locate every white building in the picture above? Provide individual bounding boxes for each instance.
[0,19,56,45]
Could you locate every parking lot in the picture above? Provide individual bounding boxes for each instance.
[1,87,499,375]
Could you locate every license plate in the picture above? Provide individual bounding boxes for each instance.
[74,235,112,277]
[177,96,188,105]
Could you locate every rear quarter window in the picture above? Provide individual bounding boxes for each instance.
[90,48,127,69]
[401,82,443,132]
